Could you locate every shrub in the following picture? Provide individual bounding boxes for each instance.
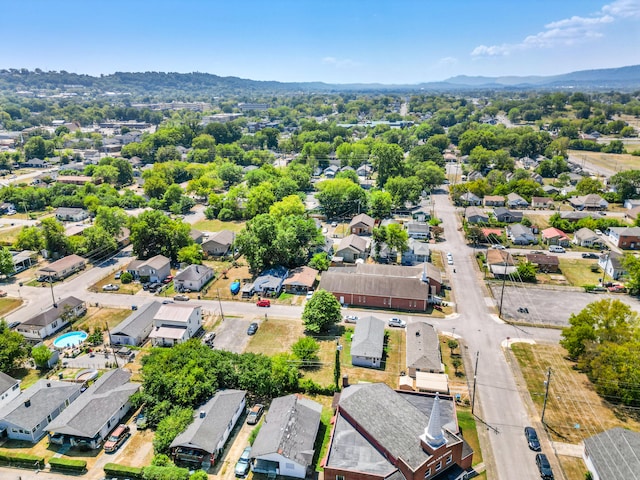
[121,271,133,284]
[49,457,87,472]
[0,452,46,468]
[142,465,190,480]
[298,378,336,395]
[248,424,262,445]
[104,463,144,479]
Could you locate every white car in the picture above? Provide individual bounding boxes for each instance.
[491,244,506,250]
[447,257,454,265]
[102,284,119,291]
[344,315,358,324]
[595,229,603,235]
[306,290,314,300]
[388,318,406,328]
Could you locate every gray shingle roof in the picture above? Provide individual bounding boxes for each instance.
[110,301,162,339]
[338,234,368,253]
[251,394,322,467]
[141,254,170,270]
[1,380,82,431]
[47,369,140,438]
[22,296,84,327]
[351,316,385,359]
[406,322,442,373]
[583,427,640,480]
[0,372,19,394]
[174,264,214,283]
[170,390,246,454]
[349,213,375,229]
[205,230,235,247]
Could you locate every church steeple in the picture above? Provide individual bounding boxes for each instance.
[420,394,446,450]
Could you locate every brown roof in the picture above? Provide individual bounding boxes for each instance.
[349,213,375,229]
[626,206,640,220]
[37,254,85,274]
[484,195,505,202]
[283,266,318,288]
[486,249,515,266]
[337,234,368,253]
[525,254,559,265]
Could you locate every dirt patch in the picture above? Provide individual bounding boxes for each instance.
[75,306,132,333]
[557,455,589,480]
[0,297,23,316]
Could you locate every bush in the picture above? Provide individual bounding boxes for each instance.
[121,271,133,284]
[298,378,336,395]
[0,452,46,468]
[142,465,190,480]
[49,457,87,472]
[248,424,262,445]
[104,463,144,479]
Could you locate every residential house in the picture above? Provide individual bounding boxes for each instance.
[493,207,523,224]
[402,239,430,265]
[148,304,202,347]
[486,250,517,277]
[251,394,322,479]
[406,322,443,377]
[55,207,89,222]
[542,185,559,195]
[241,266,288,298]
[526,253,560,273]
[480,227,503,243]
[190,228,205,244]
[319,263,442,312]
[569,194,608,211]
[599,252,626,280]
[567,172,584,185]
[483,195,505,207]
[283,266,318,294]
[11,250,37,273]
[17,296,86,343]
[351,316,386,369]
[174,264,215,292]
[0,202,16,214]
[531,172,544,185]
[531,197,554,209]
[356,164,372,177]
[583,428,640,480]
[410,206,431,223]
[406,222,430,239]
[623,199,640,210]
[127,254,171,283]
[36,254,86,281]
[506,192,529,209]
[324,383,473,480]
[202,230,234,257]
[541,227,570,246]
[0,372,21,411]
[0,380,82,443]
[324,165,339,178]
[109,301,162,346]
[464,206,488,224]
[349,213,375,235]
[48,369,140,449]
[573,228,603,248]
[560,211,602,222]
[507,224,536,245]
[171,390,246,468]
[459,192,481,206]
[607,226,640,249]
[334,234,369,263]
[625,206,640,222]
[23,158,50,168]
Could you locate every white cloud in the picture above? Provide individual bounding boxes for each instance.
[322,56,360,68]
[436,56,459,67]
[471,0,638,57]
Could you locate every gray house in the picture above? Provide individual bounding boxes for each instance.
[506,193,529,209]
[0,380,82,443]
[507,224,536,245]
[127,254,171,283]
[465,206,488,224]
[459,192,481,206]
[16,296,87,343]
[251,395,322,479]
[402,238,430,265]
[598,252,626,280]
[572,228,603,248]
[48,369,140,449]
[55,207,89,222]
[174,264,214,292]
[493,207,523,224]
[241,266,288,298]
[583,428,640,480]
[334,234,369,263]
[351,316,386,369]
[0,373,21,411]
[202,230,235,257]
[109,301,162,346]
[406,322,443,377]
[171,390,246,468]
[406,222,430,239]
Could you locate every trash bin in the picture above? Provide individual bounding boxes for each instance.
[131,305,138,311]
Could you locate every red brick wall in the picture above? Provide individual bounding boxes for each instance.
[329,292,429,312]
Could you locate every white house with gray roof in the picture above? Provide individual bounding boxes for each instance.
[16,296,86,343]
[171,389,246,468]
[48,369,140,449]
[351,316,385,369]
[407,322,444,377]
[109,301,162,346]
[174,264,214,292]
[0,380,82,443]
[334,234,369,263]
[583,427,640,480]
[251,394,322,479]
[202,230,235,257]
[0,372,21,411]
[148,304,202,347]
[127,254,171,283]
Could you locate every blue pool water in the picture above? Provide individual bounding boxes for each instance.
[53,331,88,349]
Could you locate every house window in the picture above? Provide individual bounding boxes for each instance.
[337,476,345,480]
[285,463,295,470]
[446,455,452,465]
[424,468,431,478]
[435,461,442,471]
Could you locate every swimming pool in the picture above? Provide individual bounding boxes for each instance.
[53,331,88,349]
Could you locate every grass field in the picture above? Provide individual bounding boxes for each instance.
[244,318,305,356]
[569,149,640,173]
[457,409,483,466]
[0,226,22,246]
[75,306,133,333]
[557,258,602,287]
[511,343,640,444]
[88,264,142,295]
[0,297,22,316]
[193,219,246,233]
[558,455,589,480]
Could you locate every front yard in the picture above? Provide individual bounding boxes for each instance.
[193,218,246,233]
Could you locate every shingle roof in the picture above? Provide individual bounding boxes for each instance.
[337,234,368,253]
[170,390,246,454]
[37,255,85,274]
[583,427,640,480]
[541,227,569,240]
[251,394,322,467]
[1,380,82,431]
[283,266,318,288]
[0,372,19,394]
[526,254,559,265]
[110,301,161,339]
[406,322,442,373]
[21,296,84,327]
[47,369,140,439]
[140,254,170,270]
[205,229,235,247]
[351,316,385,359]
[174,264,213,283]
[155,304,198,323]
[574,227,599,241]
[349,213,375,229]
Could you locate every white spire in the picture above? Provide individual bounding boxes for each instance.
[421,394,446,449]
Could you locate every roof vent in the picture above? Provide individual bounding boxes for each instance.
[47,382,51,387]
[24,399,31,408]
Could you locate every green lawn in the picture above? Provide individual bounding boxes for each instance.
[0,226,22,246]
[193,219,246,233]
[0,297,23,316]
[558,258,602,287]
[457,409,483,466]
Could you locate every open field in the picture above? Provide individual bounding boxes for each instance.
[193,218,246,232]
[558,455,589,480]
[75,306,133,333]
[0,226,22,246]
[556,258,602,286]
[0,297,22,316]
[244,318,305,356]
[89,265,143,295]
[511,343,640,444]
[569,149,640,173]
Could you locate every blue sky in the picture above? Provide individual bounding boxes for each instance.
[2,0,640,84]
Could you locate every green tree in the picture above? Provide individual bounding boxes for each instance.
[415,162,446,190]
[452,357,463,376]
[371,142,404,187]
[14,226,44,251]
[129,210,193,260]
[575,177,603,195]
[609,170,640,201]
[269,195,305,218]
[41,217,70,257]
[385,223,409,258]
[316,178,367,219]
[95,206,128,236]
[309,252,330,272]
[447,339,459,355]
[516,261,537,282]
[0,320,29,372]
[92,164,119,184]
[270,353,300,393]
[32,345,53,369]
[291,337,320,367]
[302,289,341,333]
[0,247,15,277]
[368,190,392,219]
[120,271,133,284]
[152,407,193,454]
[622,254,640,295]
[177,244,203,265]
[77,226,117,259]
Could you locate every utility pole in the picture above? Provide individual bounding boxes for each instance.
[105,323,119,368]
[49,277,57,308]
[471,351,479,415]
[498,264,508,317]
[217,289,225,321]
[541,368,552,424]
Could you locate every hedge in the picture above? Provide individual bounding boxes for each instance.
[0,451,46,468]
[49,457,87,472]
[104,462,144,479]
[142,465,190,480]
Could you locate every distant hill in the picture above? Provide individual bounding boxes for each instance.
[1,64,640,98]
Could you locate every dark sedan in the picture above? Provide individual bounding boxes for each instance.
[525,426,541,451]
[247,323,259,335]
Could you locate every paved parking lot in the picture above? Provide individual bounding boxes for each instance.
[211,314,261,353]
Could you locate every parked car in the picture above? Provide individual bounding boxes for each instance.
[103,424,130,453]
[247,322,259,335]
[582,252,599,259]
[174,294,190,301]
[0,290,7,297]
[491,244,506,250]
[305,290,314,300]
[344,315,358,324]
[8,321,20,329]
[135,412,148,430]
[595,229,603,235]
[535,453,554,479]
[247,404,264,425]
[162,299,174,304]
[256,299,271,307]
[234,446,252,477]
[388,317,407,328]
[331,221,338,227]
[102,284,120,291]
[202,332,216,345]
[608,285,627,293]
[524,426,541,451]
[114,271,122,279]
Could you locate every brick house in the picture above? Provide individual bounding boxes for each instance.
[607,226,640,249]
[525,254,559,273]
